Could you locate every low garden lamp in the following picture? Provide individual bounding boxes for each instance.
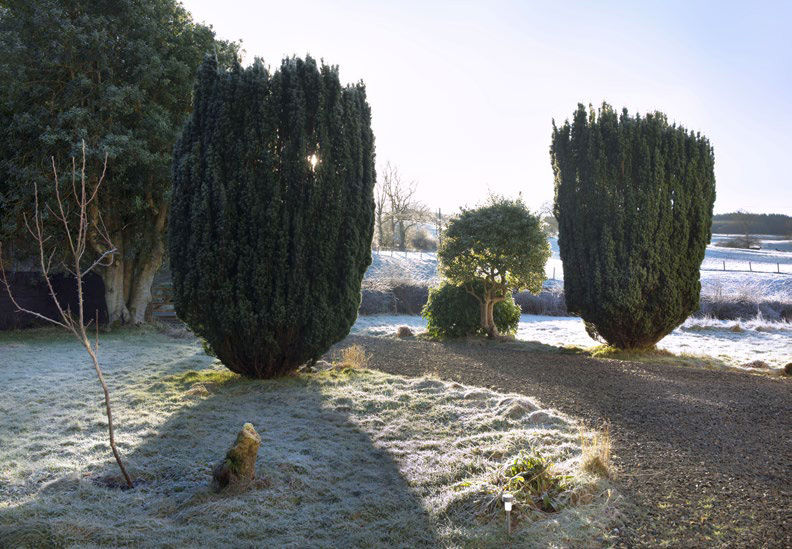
[502,492,514,534]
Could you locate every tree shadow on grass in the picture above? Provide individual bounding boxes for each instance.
[0,364,440,548]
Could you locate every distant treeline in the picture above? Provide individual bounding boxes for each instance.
[712,213,792,236]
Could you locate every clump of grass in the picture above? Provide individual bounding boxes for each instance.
[337,345,369,369]
[580,425,611,478]
[494,450,570,513]
[589,344,664,360]
[165,368,239,387]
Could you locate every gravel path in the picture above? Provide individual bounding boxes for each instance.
[340,335,792,548]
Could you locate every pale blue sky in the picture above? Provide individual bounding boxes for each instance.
[181,0,792,215]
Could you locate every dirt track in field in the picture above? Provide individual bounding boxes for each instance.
[339,334,792,548]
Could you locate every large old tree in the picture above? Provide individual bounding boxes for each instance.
[0,0,237,323]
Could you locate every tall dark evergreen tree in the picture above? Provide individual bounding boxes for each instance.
[551,103,716,349]
[170,56,375,378]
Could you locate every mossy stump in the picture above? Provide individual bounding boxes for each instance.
[212,423,261,491]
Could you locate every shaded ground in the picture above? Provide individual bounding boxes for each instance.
[344,334,792,548]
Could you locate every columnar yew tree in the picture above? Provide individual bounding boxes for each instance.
[551,103,716,349]
[438,198,549,338]
[170,56,375,378]
[0,0,236,324]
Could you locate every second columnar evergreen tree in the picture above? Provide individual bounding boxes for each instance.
[551,103,716,349]
[170,56,375,378]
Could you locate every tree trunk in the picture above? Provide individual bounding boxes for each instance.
[487,299,499,338]
[480,297,503,339]
[398,220,406,250]
[98,202,167,325]
[128,238,164,323]
[102,254,131,325]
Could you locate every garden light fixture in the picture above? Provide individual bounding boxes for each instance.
[502,492,514,534]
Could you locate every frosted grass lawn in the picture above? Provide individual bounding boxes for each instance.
[0,329,618,547]
[352,314,792,371]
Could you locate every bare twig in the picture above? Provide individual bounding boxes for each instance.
[0,141,132,488]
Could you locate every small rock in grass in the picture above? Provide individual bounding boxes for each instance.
[212,423,261,492]
[396,325,414,338]
[185,383,210,397]
[742,360,769,369]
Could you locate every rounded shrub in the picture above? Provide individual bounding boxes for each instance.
[169,56,375,378]
[422,282,520,338]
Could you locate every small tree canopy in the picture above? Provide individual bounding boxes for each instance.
[438,197,549,336]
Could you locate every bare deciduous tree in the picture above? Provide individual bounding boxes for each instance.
[380,162,429,250]
[0,142,133,488]
[374,168,390,247]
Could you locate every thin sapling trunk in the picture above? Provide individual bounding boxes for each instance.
[0,142,133,488]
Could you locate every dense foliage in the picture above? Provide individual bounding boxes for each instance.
[422,282,520,339]
[0,0,237,323]
[438,197,549,337]
[712,213,791,236]
[170,56,375,378]
[551,103,716,349]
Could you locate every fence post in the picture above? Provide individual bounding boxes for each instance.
[778,263,781,274]
[722,260,725,271]
[749,261,752,272]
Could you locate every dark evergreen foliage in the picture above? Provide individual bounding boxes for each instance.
[170,56,375,378]
[422,282,521,339]
[551,103,716,349]
[0,0,237,323]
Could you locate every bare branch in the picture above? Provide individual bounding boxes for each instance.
[82,247,117,276]
[0,245,69,329]
[1,148,132,489]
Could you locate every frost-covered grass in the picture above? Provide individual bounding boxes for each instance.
[367,249,440,286]
[0,329,618,547]
[351,314,792,371]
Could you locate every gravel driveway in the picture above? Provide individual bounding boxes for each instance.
[340,334,791,548]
